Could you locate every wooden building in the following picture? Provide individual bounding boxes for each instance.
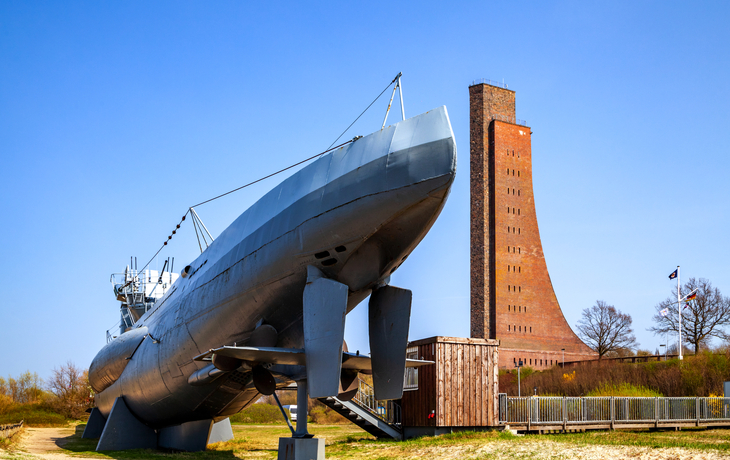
[401,336,499,438]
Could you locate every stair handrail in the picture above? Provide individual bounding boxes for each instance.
[352,378,401,426]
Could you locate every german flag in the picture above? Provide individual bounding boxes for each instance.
[686,291,697,301]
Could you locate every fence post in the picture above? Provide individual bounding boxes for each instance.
[610,396,615,430]
[527,397,532,432]
[654,397,658,428]
[696,397,700,426]
[562,396,567,432]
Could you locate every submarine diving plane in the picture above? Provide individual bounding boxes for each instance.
[85,106,457,451]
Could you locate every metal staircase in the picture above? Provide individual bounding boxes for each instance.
[319,378,403,440]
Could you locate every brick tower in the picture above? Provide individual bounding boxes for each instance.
[469,82,596,369]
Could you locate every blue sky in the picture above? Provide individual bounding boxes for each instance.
[1,1,729,379]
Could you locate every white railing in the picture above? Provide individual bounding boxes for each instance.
[499,395,730,426]
[353,379,401,426]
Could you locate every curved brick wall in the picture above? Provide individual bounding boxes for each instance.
[469,83,596,369]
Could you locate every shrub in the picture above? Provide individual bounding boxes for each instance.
[229,403,289,424]
[0,403,68,427]
[586,383,662,397]
[500,351,730,397]
[308,403,349,425]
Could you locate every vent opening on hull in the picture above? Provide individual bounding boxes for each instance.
[322,258,337,266]
[314,251,330,259]
[335,246,347,253]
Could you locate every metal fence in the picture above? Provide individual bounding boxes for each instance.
[499,395,730,427]
[0,421,23,439]
[354,378,401,426]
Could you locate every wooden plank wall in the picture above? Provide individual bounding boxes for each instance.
[401,337,499,427]
[401,342,436,427]
[437,339,499,427]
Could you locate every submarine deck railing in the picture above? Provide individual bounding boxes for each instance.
[353,378,401,426]
[498,395,730,429]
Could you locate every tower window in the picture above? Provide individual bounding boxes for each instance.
[519,228,521,235]
[519,266,521,273]
[519,326,521,332]
[518,171,520,177]
[507,187,509,194]
[519,286,522,293]
[518,209,521,215]
[519,305,521,312]
[530,327,532,333]
[508,265,510,272]
[508,325,511,331]
[512,170,515,176]
[518,190,520,196]
[507,168,509,175]
[525,306,527,313]
[519,247,521,254]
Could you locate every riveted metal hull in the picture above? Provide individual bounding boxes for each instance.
[92,106,457,428]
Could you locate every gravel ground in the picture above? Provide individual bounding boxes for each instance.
[0,427,97,460]
[3,427,730,459]
[331,438,730,460]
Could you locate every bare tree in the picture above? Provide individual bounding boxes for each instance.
[576,301,638,358]
[650,277,730,354]
[47,362,93,418]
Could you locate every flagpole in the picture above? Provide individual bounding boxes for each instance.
[677,265,682,361]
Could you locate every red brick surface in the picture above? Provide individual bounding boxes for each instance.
[469,83,596,369]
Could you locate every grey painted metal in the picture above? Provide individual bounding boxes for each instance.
[89,107,456,434]
[82,408,107,439]
[277,437,325,460]
[89,326,148,393]
[294,380,311,438]
[97,397,157,451]
[499,395,730,428]
[303,267,348,398]
[725,381,730,398]
[368,286,412,400]
[194,346,431,371]
[208,418,234,444]
[273,393,296,436]
[158,419,214,451]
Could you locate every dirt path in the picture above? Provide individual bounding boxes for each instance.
[3,427,97,460]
